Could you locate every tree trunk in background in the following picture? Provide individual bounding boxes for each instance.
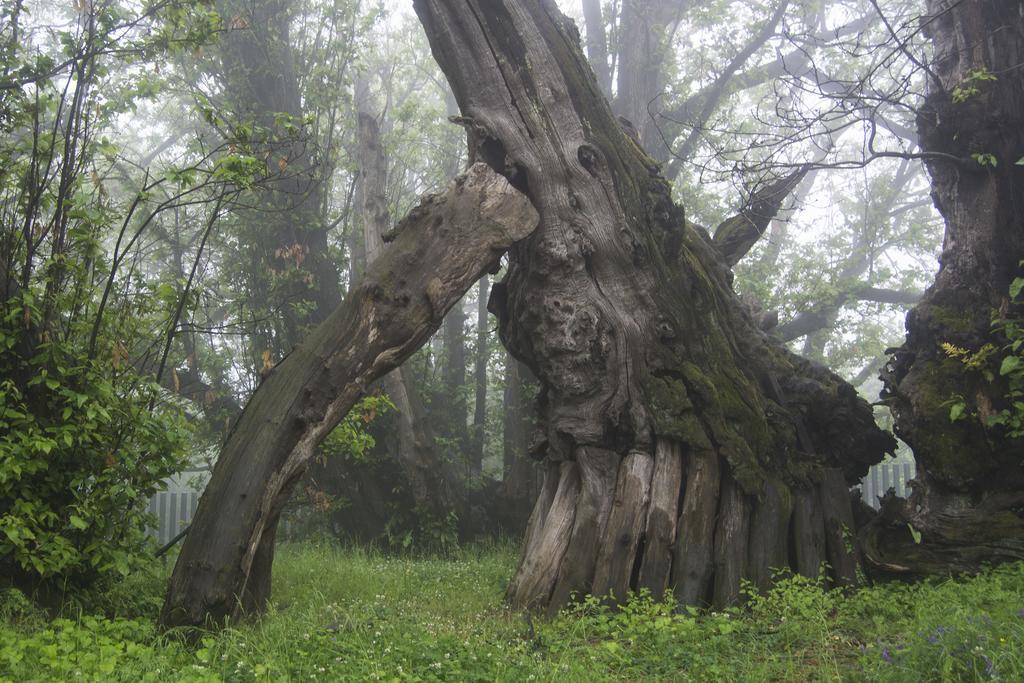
[503,356,534,490]
[218,0,341,353]
[356,110,466,524]
[469,275,489,477]
[865,0,1024,573]
[415,0,893,615]
[613,0,689,154]
[441,302,470,465]
[159,164,538,629]
[580,0,612,98]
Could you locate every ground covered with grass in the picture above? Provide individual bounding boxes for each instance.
[2,542,1023,681]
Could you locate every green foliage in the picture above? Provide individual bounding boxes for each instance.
[988,264,1024,439]
[938,266,1024,439]
[0,296,191,589]
[952,69,998,104]
[4,544,1023,681]
[318,394,393,464]
[971,153,999,168]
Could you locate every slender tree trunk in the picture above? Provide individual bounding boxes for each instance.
[613,0,688,154]
[415,0,893,614]
[218,0,341,352]
[503,355,534,492]
[356,109,466,524]
[470,275,489,477]
[441,302,470,463]
[580,0,612,98]
[159,164,537,629]
[864,0,1024,573]
[495,354,540,535]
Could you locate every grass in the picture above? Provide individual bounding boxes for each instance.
[2,541,1023,681]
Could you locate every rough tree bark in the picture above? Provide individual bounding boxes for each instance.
[414,0,894,614]
[158,164,537,629]
[863,0,1024,574]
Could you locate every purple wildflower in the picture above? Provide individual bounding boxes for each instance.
[983,654,994,676]
[927,635,939,644]
[881,648,892,663]
[1017,608,1024,619]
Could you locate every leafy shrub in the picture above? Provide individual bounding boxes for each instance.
[0,293,191,593]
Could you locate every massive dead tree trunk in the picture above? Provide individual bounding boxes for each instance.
[864,0,1024,573]
[158,165,536,629]
[414,0,894,614]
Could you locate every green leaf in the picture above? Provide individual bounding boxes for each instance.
[949,402,966,422]
[1010,277,1024,300]
[1000,355,1022,376]
[69,515,88,530]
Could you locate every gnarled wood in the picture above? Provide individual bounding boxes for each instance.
[819,468,859,587]
[159,165,537,629]
[357,109,465,525]
[792,487,828,582]
[672,450,720,607]
[637,439,684,600]
[712,471,750,608]
[506,462,580,610]
[548,446,618,613]
[746,478,792,592]
[591,451,655,603]
[413,0,893,615]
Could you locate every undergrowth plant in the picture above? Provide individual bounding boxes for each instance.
[3,543,1022,681]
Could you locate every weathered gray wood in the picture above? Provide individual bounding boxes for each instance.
[591,450,655,603]
[637,438,684,600]
[672,450,720,607]
[792,485,828,581]
[414,0,893,615]
[548,446,619,614]
[160,165,537,629]
[506,462,580,610]
[746,477,792,592]
[712,471,750,608]
[818,468,859,587]
[511,460,561,581]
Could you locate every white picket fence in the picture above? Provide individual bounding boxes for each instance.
[146,469,209,547]
[859,460,915,509]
